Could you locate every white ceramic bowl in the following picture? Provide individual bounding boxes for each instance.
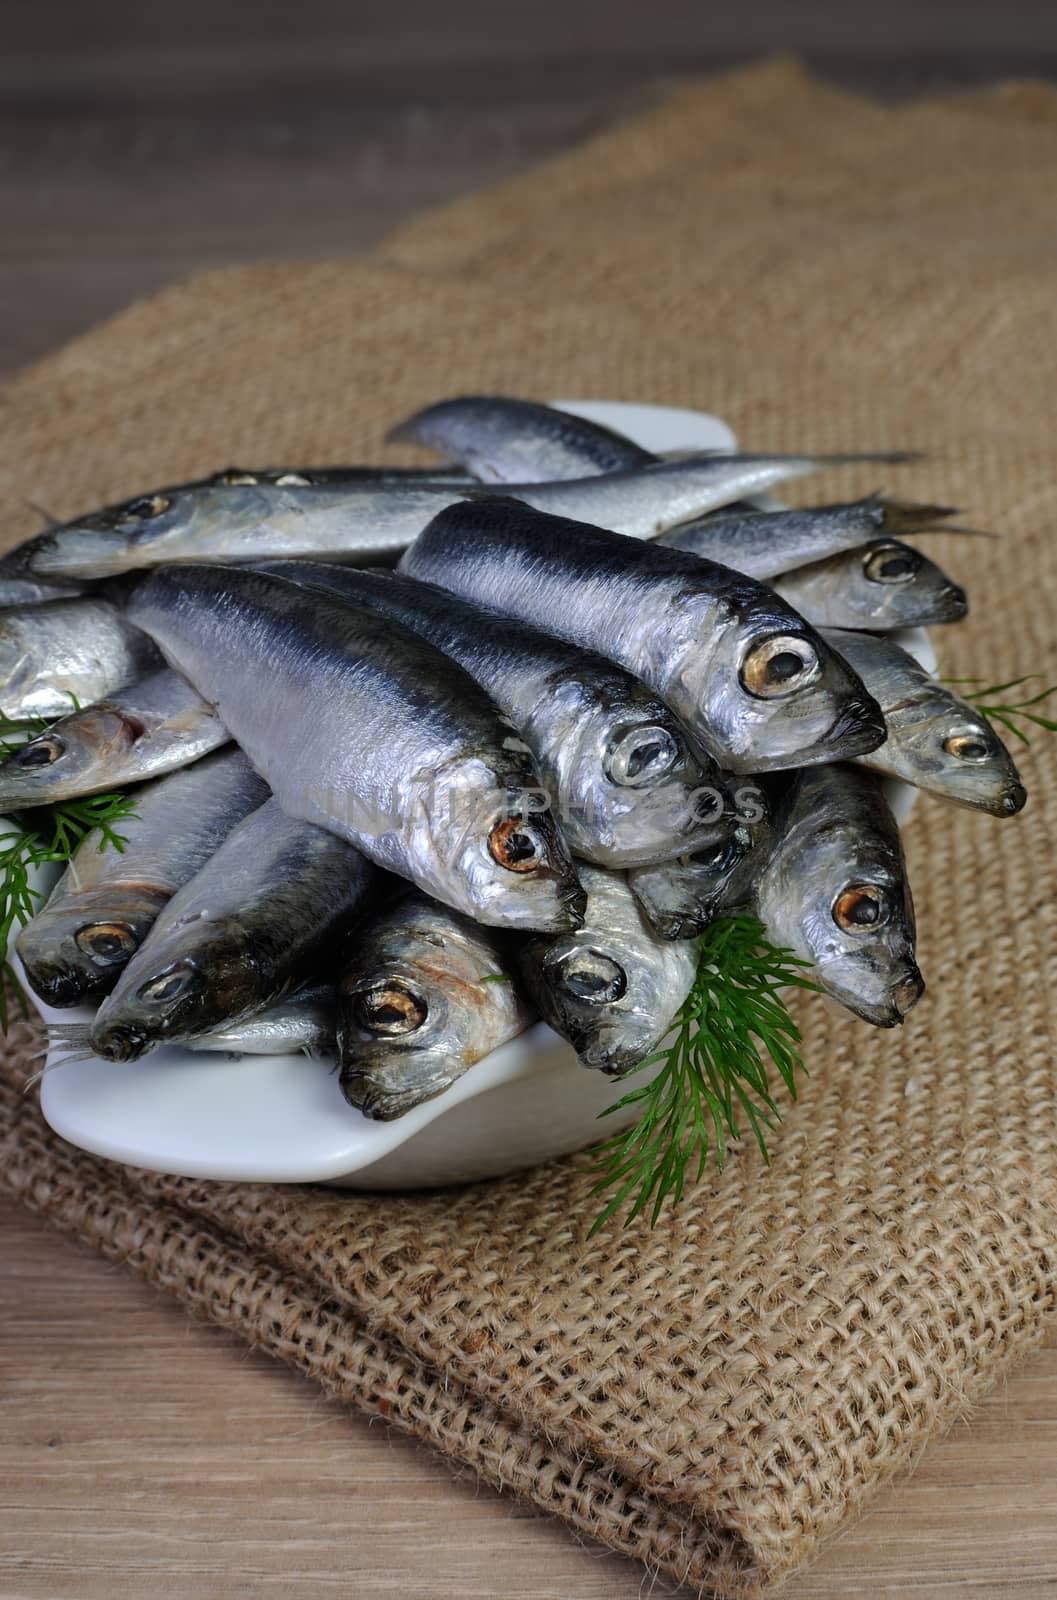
[30,401,932,1188]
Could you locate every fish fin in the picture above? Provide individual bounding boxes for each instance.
[385,416,455,459]
[385,417,420,446]
[24,499,64,531]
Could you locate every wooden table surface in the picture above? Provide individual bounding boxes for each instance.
[6,5,1057,1595]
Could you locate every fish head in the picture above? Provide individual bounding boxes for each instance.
[518,871,697,1075]
[628,799,773,939]
[811,873,924,1028]
[90,921,261,1060]
[414,750,586,931]
[845,541,967,629]
[886,691,1026,815]
[528,673,737,866]
[26,487,266,580]
[337,910,524,1119]
[756,777,922,1028]
[16,884,169,1010]
[0,707,142,808]
[678,584,886,773]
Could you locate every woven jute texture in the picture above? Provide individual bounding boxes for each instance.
[3,60,1057,1595]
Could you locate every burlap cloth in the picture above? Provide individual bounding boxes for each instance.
[2,59,1057,1595]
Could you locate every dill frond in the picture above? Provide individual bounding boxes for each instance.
[0,709,137,1029]
[944,675,1057,745]
[587,916,818,1235]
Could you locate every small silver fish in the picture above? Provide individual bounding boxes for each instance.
[627,786,773,940]
[0,598,160,721]
[16,749,269,1008]
[128,565,585,930]
[388,395,653,482]
[516,863,698,1076]
[91,800,373,1061]
[657,495,958,578]
[257,560,738,869]
[0,464,479,606]
[400,498,886,774]
[0,668,228,807]
[753,763,923,1027]
[336,889,531,1119]
[772,539,968,631]
[21,451,917,581]
[823,628,1027,815]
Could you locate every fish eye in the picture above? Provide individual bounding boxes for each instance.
[75,920,138,965]
[352,980,428,1036]
[124,494,171,521]
[14,734,65,767]
[137,960,196,1004]
[944,731,994,761]
[549,947,627,1005]
[864,543,920,584]
[833,884,891,933]
[214,470,259,486]
[275,472,311,487]
[692,838,736,871]
[489,818,546,873]
[605,723,680,787]
[740,635,821,700]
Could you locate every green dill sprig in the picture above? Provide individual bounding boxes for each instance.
[587,916,818,1235]
[0,709,137,1030]
[945,675,1057,745]
[0,794,139,1031]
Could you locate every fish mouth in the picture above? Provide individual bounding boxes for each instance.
[21,965,91,1008]
[746,695,886,774]
[91,1022,153,1062]
[824,695,887,757]
[340,1069,448,1120]
[0,777,57,810]
[26,531,120,581]
[650,908,715,941]
[999,782,1028,816]
[934,583,969,623]
[579,1040,651,1077]
[562,882,588,929]
[947,780,1028,817]
[566,1023,649,1077]
[839,965,925,1027]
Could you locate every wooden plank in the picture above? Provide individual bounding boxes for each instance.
[3,1202,1057,1597]
[5,2,1057,374]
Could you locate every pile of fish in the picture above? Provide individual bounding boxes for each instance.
[2,396,1025,1120]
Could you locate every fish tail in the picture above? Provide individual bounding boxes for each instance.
[814,450,924,466]
[876,497,999,538]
